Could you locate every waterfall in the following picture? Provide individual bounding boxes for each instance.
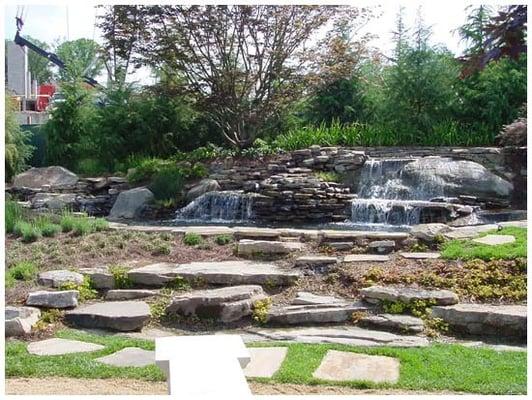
[350,157,456,226]
[176,191,256,222]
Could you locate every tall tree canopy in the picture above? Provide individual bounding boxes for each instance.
[55,38,104,82]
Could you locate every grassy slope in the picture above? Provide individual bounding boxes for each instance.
[6,330,526,394]
[441,227,527,261]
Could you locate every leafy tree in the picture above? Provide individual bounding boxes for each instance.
[43,81,98,169]
[25,36,54,83]
[5,94,34,181]
[100,5,370,148]
[55,39,104,82]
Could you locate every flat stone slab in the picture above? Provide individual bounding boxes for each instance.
[78,266,115,289]
[321,231,409,241]
[96,347,155,367]
[243,347,288,378]
[37,270,84,288]
[400,252,441,259]
[234,227,281,239]
[166,285,267,323]
[432,303,526,338]
[128,263,180,286]
[105,290,157,301]
[292,292,349,306]
[182,226,234,236]
[313,350,400,383]
[237,240,305,256]
[26,290,79,308]
[358,314,424,334]
[251,326,428,347]
[295,256,338,267]
[5,306,41,337]
[27,338,104,356]
[268,303,369,325]
[343,254,390,263]
[360,285,459,306]
[65,301,151,331]
[444,224,499,240]
[472,234,516,246]
[367,240,395,254]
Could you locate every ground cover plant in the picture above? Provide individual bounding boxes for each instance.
[5,330,526,394]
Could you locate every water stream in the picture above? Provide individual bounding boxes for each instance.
[175,191,256,222]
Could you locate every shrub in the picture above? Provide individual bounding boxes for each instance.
[91,218,109,232]
[60,213,77,232]
[60,276,98,302]
[183,233,202,246]
[72,218,92,236]
[166,276,190,291]
[215,234,233,245]
[14,221,41,243]
[148,166,186,202]
[109,265,133,289]
[5,201,24,233]
[151,241,171,256]
[5,94,34,181]
[252,298,272,324]
[40,223,62,237]
[7,261,38,283]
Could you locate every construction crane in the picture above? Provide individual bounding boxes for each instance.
[14,11,100,88]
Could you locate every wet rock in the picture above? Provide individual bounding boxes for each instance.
[109,187,154,219]
[185,179,221,202]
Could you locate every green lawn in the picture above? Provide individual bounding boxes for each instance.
[441,227,527,261]
[6,329,527,394]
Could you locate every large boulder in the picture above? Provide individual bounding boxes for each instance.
[185,179,221,202]
[5,306,41,337]
[13,166,79,189]
[411,223,451,242]
[109,187,154,219]
[401,157,513,201]
[166,285,267,323]
[30,193,77,210]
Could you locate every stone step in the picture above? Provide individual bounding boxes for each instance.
[343,254,390,263]
[399,252,441,260]
[359,285,459,306]
[105,289,158,301]
[26,290,79,309]
[294,256,338,267]
[65,301,151,332]
[237,240,305,256]
[37,270,84,288]
[166,285,266,323]
[128,261,300,287]
[432,303,526,339]
[357,313,424,334]
[78,267,115,290]
[267,302,369,325]
[5,306,41,337]
[248,326,429,347]
[292,292,348,306]
[320,231,410,242]
[367,240,396,254]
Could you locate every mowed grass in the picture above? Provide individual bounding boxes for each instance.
[5,330,527,394]
[441,227,526,261]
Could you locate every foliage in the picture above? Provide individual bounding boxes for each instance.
[55,39,104,82]
[6,261,38,286]
[183,233,203,246]
[215,234,233,245]
[166,276,191,291]
[5,200,25,233]
[314,171,342,183]
[441,227,526,261]
[37,309,65,325]
[13,221,41,243]
[22,36,55,83]
[60,276,98,302]
[252,298,272,324]
[39,223,61,238]
[108,265,133,289]
[5,95,34,181]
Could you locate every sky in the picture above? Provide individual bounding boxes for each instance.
[3,2,482,84]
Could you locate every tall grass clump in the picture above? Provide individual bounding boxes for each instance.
[6,200,24,233]
[13,221,41,243]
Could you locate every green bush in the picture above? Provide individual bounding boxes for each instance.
[148,166,186,202]
[109,265,133,289]
[7,261,38,282]
[91,218,109,232]
[215,234,233,245]
[40,223,62,237]
[5,94,34,181]
[5,201,24,233]
[60,213,77,232]
[72,219,92,236]
[60,276,98,302]
[183,233,202,246]
[14,221,41,243]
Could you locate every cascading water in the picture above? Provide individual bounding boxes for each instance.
[350,157,454,226]
[175,191,256,222]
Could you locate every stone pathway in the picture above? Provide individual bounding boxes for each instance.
[313,350,400,383]
[472,234,516,246]
[27,338,104,356]
[243,347,288,378]
[96,347,155,367]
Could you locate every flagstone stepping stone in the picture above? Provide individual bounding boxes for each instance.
[234,227,281,240]
[324,242,354,250]
[27,338,104,356]
[432,303,526,338]
[292,292,349,306]
[472,234,516,246]
[243,347,288,378]
[78,266,115,289]
[443,224,499,240]
[5,306,41,337]
[295,256,338,267]
[367,240,395,254]
[251,326,429,347]
[237,240,305,256]
[166,285,267,323]
[129,261,300,287]
[26,290,79,308]
[400,252,441,259]
[313,350,400,383]
[37,270,84,288]
[65,301,151,331]
[96,347,155,367]
[267,302,370,325]
[358,313,424,334]
[105,289,158,301]
[343,254,390,263]
[360,285,459,306]
[320,231,409,242]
